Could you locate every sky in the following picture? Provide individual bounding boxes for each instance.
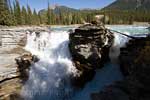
[12,0,115,11]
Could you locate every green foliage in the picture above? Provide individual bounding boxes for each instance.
[33,9,40,25]
[14,0,22,25]
[0,0,13,25]
[21,6,27,25]
[27,5,32,25]
[47,2,51,25]
[0,0,150,26]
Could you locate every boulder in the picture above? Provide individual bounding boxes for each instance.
[69,22,114,87]
[15,53,39,82]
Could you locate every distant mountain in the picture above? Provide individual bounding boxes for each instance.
[79,8,99,11]
[39,5,77,15]
[103,0,150,11]
[38,5,100,15]
[53,5,77,14]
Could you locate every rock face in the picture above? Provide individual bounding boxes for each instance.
[0,53,39,100]
[0,26,46,100]
[69,22,114,87]
[15,53,39,82]
[0,29,27,48]
[91,36,150,100]
[0,26,50,48]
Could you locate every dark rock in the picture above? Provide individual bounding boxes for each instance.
[35,31,41,37]
[91,36,150,100]
[119,37,150,76]
[15,53,39,82]
[69,22,114,87]
[32,55,40,62]
[91,84,129,100]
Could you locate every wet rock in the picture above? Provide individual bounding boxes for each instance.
[15,53,39,82]
[0,26,49,48]
[119,37,150,76]
[0,26,48,100]
[91,36,150,100]
[69,22,114,87]
[0,53,39,100]
[91,84,129,100]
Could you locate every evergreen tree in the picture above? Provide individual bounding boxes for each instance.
[27,5,32,25]
[22,6,28,25]
[0,0,12,25]
[47,2,51,25]
[33,9,40,25]
[8,0,16,25]
[14,0,22,25]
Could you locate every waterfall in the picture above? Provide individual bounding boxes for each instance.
[22,30,78,100]
[21,26,148,100]
[109,32,130,63]
[107,25,148,63]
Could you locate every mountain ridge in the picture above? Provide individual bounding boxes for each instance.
[103,0,150,11]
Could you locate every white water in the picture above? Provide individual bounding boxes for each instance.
[22,25,149,100]
[22,30,79,100]
[107,25,149,62]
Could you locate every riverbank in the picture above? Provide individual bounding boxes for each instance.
[0,25,149,100]
[0,26,49,100]
[91,33,150,100]
[0,24,81,29]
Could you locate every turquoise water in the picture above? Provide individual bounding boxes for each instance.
[52,25,149,35]
[107,25,149,37]
[53,25,149,100]
[75,25,149,100]
[51,26,77,31]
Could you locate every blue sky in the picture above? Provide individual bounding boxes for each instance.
[12,0,115,11]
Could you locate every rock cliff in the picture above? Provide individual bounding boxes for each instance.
[0,26,47,100]
[91,36,150,100]
[69,22,114,87]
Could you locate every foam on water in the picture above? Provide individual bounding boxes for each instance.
[22,25,149,100]
[22,30,78,100]
[72,25,149,100]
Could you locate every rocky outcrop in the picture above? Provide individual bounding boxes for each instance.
[69,22,114,87]
[0,26,50,48]
[91,36,150,100]
[0,53,39,100]
[0,29,27,48]
[15,53,39,82]
[119,36,150,76]
[0,26,45,100]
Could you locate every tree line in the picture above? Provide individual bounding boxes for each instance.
[0,0,150,26]
[0,0,95,26]
[0,0,41,25]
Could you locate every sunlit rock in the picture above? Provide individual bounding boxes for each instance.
[69,22,114,87]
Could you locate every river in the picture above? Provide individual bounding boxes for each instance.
[21,25,149,100]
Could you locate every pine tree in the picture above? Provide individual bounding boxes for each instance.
[14,0,22,25]
[8,0,16,25]
[47,2,51,25]
[0,0,12,25]
[22,6,28,25]
[33,9,40,25]
[27,5,32,25]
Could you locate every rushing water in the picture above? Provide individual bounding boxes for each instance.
[22,25,149,100]
[23,30,78,100]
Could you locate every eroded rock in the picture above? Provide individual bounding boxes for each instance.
[91,36,150,100]
[0,53,39,100]
[15,53,39,82]
[69,22,114,87]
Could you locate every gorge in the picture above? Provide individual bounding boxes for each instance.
[0,24,149,100]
